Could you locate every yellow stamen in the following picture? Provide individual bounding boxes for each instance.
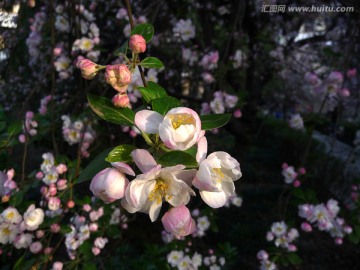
[212,168,224,183]
[6,212,14,220]
[148,179,168,204]
[2,227,11,235]
[168,114,195,130]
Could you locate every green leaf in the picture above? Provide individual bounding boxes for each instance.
[139,82,167,103]
[61,225,73,234]
[76,148,112,184]
[157,151,198,168]
[151,97,182,115]
[200,114,231,130]
[105,144,136,162]
[140,57,164,69]
[113,41,128,56]
[0,121,5,132]
[7,121,23,136]
[131,23,154,43]
[87,94,135,126]
[348,232,360,244]
[287,253,302,265]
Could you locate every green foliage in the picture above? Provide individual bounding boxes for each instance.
[105,144,136,163]
[77,148,112,183]
[131,23,154,43]
[87,94,135,126]
[200,114,231,130]
[140,57,164,69]
[113,41,129,56]
[139,82,167,103]
[151,96,182,115]
[157,151,198,168]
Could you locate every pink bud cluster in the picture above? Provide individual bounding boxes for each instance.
[266,221,299,252]
[38,95,52,115]
[0,169,17,200]
[19,111,38,143]
[281,163,306,187]
[298,199,352,244]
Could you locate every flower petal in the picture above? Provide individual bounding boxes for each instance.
[196,136,207,163]
[135,110,163,134]
[131,149,158,173]
[111,162,135,176]
[200,190,228,208]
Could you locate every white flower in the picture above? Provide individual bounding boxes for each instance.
[78,37,94,52]
[43,167,59,185]
[282,166,297,184]
[193,148,242,208]
[135,107,203,151]
[271,221,287,238]
[23,204,45,231]
[41,152,55,172]
[14,233,33,249]
[1,207,22,224]
[289,114,304,130]
[192,252,202,267]
[210,98,225,114]
[121,149,196,222]
[173,19,195,41]
[94,237,108,249]
[167,250,184,267]
[197,216,210,231]
[55,15,70,32]
[0,222,19,244]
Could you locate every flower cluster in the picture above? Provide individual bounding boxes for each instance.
[0,204,44,249]
[288,113,304,130]
[38,95,52,115]
[298,199,352,244]
[19,111,38,143]
[281,163,306,186]
[167,250,202,270]
[201,91,239,115]
[256,250,276,270]
[61,115,96,157]
[266,221,299,252]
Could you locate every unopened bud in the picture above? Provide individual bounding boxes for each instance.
[129,34,146,53]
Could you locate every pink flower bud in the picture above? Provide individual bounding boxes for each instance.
[36,230,44,238]
[50,223,60,233]
[347,68,356,78]
[161,205,196,239]
[233,109,242,118]
[301,222,312,232]
[30,242,43,254]
[92,247,101,256]
[266,232,274,241]
[57,179,67,191]
[19,134,26,143]
[351,192,358,201]
[293,180,301,188]
[67,200,75,208]
[282,163,288,169]
[56,164,67,174]
[129,34,146,53]
[52,262,63,270]
[44,247,53,254]
[335,237,343,245]
[288,244,297,252]
[122,223,128,229]
[339,88,350,97]
[344,226,352,234]
[36,171,44,180]
[48,197,61,211]
[105,64,132,93]
[112,93,130,108]
[90,168,129,203]
[89,223,98,232]
[298,167,306,175]
[257,250,269,260]
[76,59,99,80]
[40,186,48,195]
[83,204,92,212]
[49,185,57,196]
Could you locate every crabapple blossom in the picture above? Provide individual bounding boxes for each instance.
[135,107,203,151]
[173,19,195,41]
[289,114,304,130]
[161,205,196,239]
[30,241,43,254]
[14,233,33,249]
[23,204,44,231]
[121,149,196,222]
[112,93,130,108]
[1,207,22,224]
[129,34,146,53]
[193,139,242,208]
